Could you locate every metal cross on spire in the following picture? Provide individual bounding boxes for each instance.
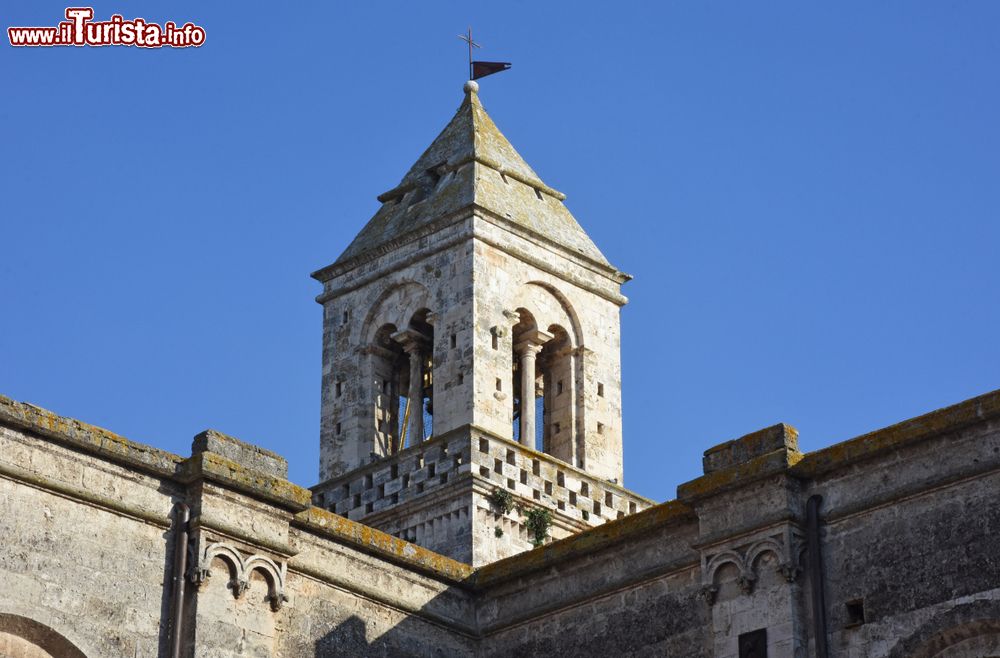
[457,26,480,81]
[457,27,511,82]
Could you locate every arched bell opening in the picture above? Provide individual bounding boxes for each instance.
[371,323,404,456]
[392,309,434,449]
[539,325,573,458]
[510,309,554,451]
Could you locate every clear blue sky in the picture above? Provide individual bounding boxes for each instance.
[2,2,998,502]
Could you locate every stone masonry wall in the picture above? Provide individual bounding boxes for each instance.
[2,389,1000,657]
[311,425,653,566]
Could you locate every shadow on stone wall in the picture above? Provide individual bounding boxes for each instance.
[314,615,470,658]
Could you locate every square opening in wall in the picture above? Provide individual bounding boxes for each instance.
[846,600,865,627]
[597,382,605,397]
[738,629,767,658]
[451,334,457,348]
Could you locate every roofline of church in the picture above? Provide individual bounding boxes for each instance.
[3,385,998,587]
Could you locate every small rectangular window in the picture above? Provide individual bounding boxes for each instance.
[738,629,767,658]
[335,381,343,397]
[557,380,564,395]
[451,334,457,348]
[597,422,605,435]
[496,378,502,392]
[342,310,349,325]
[457,373,464,385]
[597,382,605,397]
[335,422,342,435]
[846,600,865,627]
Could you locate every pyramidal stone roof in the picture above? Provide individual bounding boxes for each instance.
[331,81,614,271]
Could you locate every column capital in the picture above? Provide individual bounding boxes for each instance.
[514,329,554,356]
[391,329,431,355]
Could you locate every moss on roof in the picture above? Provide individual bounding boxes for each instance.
[331,84,612,271]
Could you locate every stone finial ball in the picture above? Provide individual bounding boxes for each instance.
[464,80,479,94]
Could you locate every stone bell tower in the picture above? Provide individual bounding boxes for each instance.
[310,81,652,565]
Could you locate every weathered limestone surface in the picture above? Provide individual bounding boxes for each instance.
[1,386,1000,656]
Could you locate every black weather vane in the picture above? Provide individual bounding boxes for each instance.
[458,27,511,82]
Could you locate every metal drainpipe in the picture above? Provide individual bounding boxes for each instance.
[169,503,190,658]
[807,495,829,658]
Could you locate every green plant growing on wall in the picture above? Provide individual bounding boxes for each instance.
[489,488,515,516]
[494,526,504,538]
[524,507,552,547]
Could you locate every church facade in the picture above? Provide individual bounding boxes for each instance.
[1,82,998,658]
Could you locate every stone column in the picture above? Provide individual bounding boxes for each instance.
[393,330,430,445]
[514,330,553,448]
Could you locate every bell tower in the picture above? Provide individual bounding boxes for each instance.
[311,81,651,565]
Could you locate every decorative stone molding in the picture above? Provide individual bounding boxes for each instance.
[699,585,720,606]
[700,528,803,604]
[190,541,289,611]
[736,573,757,595]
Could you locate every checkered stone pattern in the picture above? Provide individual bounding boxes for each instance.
[314,433,472,522]
[471,433,651,526]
